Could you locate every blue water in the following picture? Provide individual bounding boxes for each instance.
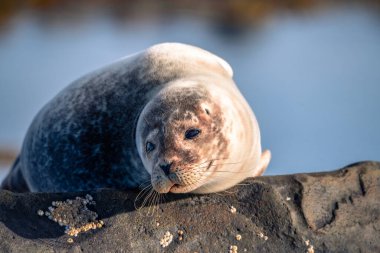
[0,7,379,176]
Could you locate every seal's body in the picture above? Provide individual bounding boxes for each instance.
[2,43,270,193]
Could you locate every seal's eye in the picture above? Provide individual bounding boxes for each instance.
[146,142,155,153]
[185,129,201,140]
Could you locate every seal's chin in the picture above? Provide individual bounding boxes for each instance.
[169,183,201,193]
[153,180,202,194]
[152,174,205,194]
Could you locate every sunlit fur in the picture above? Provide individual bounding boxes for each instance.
[136,76,267,194]
[2,42,270,194]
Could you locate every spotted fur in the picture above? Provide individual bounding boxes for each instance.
[1,43,270,193]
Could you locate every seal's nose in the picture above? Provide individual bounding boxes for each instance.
[159,163,172,176]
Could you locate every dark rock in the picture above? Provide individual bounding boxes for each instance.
[0,161,379,252]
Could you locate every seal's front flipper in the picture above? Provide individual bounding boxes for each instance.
[1,156,30,192]
[256,150,271,176]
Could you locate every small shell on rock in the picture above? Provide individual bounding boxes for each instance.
[307,245,314,253]
[229,245,238,253]
[230,206,237,214]
[40,195,103,238]
[160,231,173,248]
[177,230,184,241]
[304,239,314,253]
[236,234,242,241]
[257,232,268,241]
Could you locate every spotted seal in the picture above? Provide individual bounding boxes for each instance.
[1,43,271,193]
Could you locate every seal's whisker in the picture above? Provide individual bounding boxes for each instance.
[157,192,163,208]
[211,170,253,174]
[146,191,158,216]
[146,193,154,216]
[137,183,151,190]
[199,184,226,196]
[195,157,230,167]
[134,187,152,210]
[160,193,165,205]
[134,179,153,208]
[209,174,255,182]
[221,188,240,194]
[199,161,246,168]
[138,179,152,188]
[140,188,155,210]
[199,162,258,174]
[156,193,162,208]
[194,157,229,168]
[197,179,243,196]
[161,192,167,203]
[135,187,153,210]
[214,161,245,166]
[201,173,253,183]
[147,191,161,216]
[146,192,155,215]
[212,167,262,175]
[135,189,151,209]
[195,160,247,171]
[139,181,153,192]
[135,183,153,202]
[155,192,160,207]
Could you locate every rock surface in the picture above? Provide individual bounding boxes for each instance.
[0,161,379,253]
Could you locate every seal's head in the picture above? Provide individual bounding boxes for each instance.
[136,81,230,193]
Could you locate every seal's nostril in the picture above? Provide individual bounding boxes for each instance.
[160,163,172,176]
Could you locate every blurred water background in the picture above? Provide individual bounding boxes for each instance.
[0,1,379,181]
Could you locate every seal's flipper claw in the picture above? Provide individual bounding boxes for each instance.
[256,150,271,176]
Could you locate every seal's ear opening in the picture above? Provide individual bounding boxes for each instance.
[201,104,211,115]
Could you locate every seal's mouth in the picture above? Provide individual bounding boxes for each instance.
[169,183,198,193]
[168,161,213,193]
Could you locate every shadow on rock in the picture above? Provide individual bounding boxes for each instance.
[0,161,379,253]
[0,187,194,240]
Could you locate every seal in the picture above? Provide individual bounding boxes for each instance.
[1,43,271,193]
